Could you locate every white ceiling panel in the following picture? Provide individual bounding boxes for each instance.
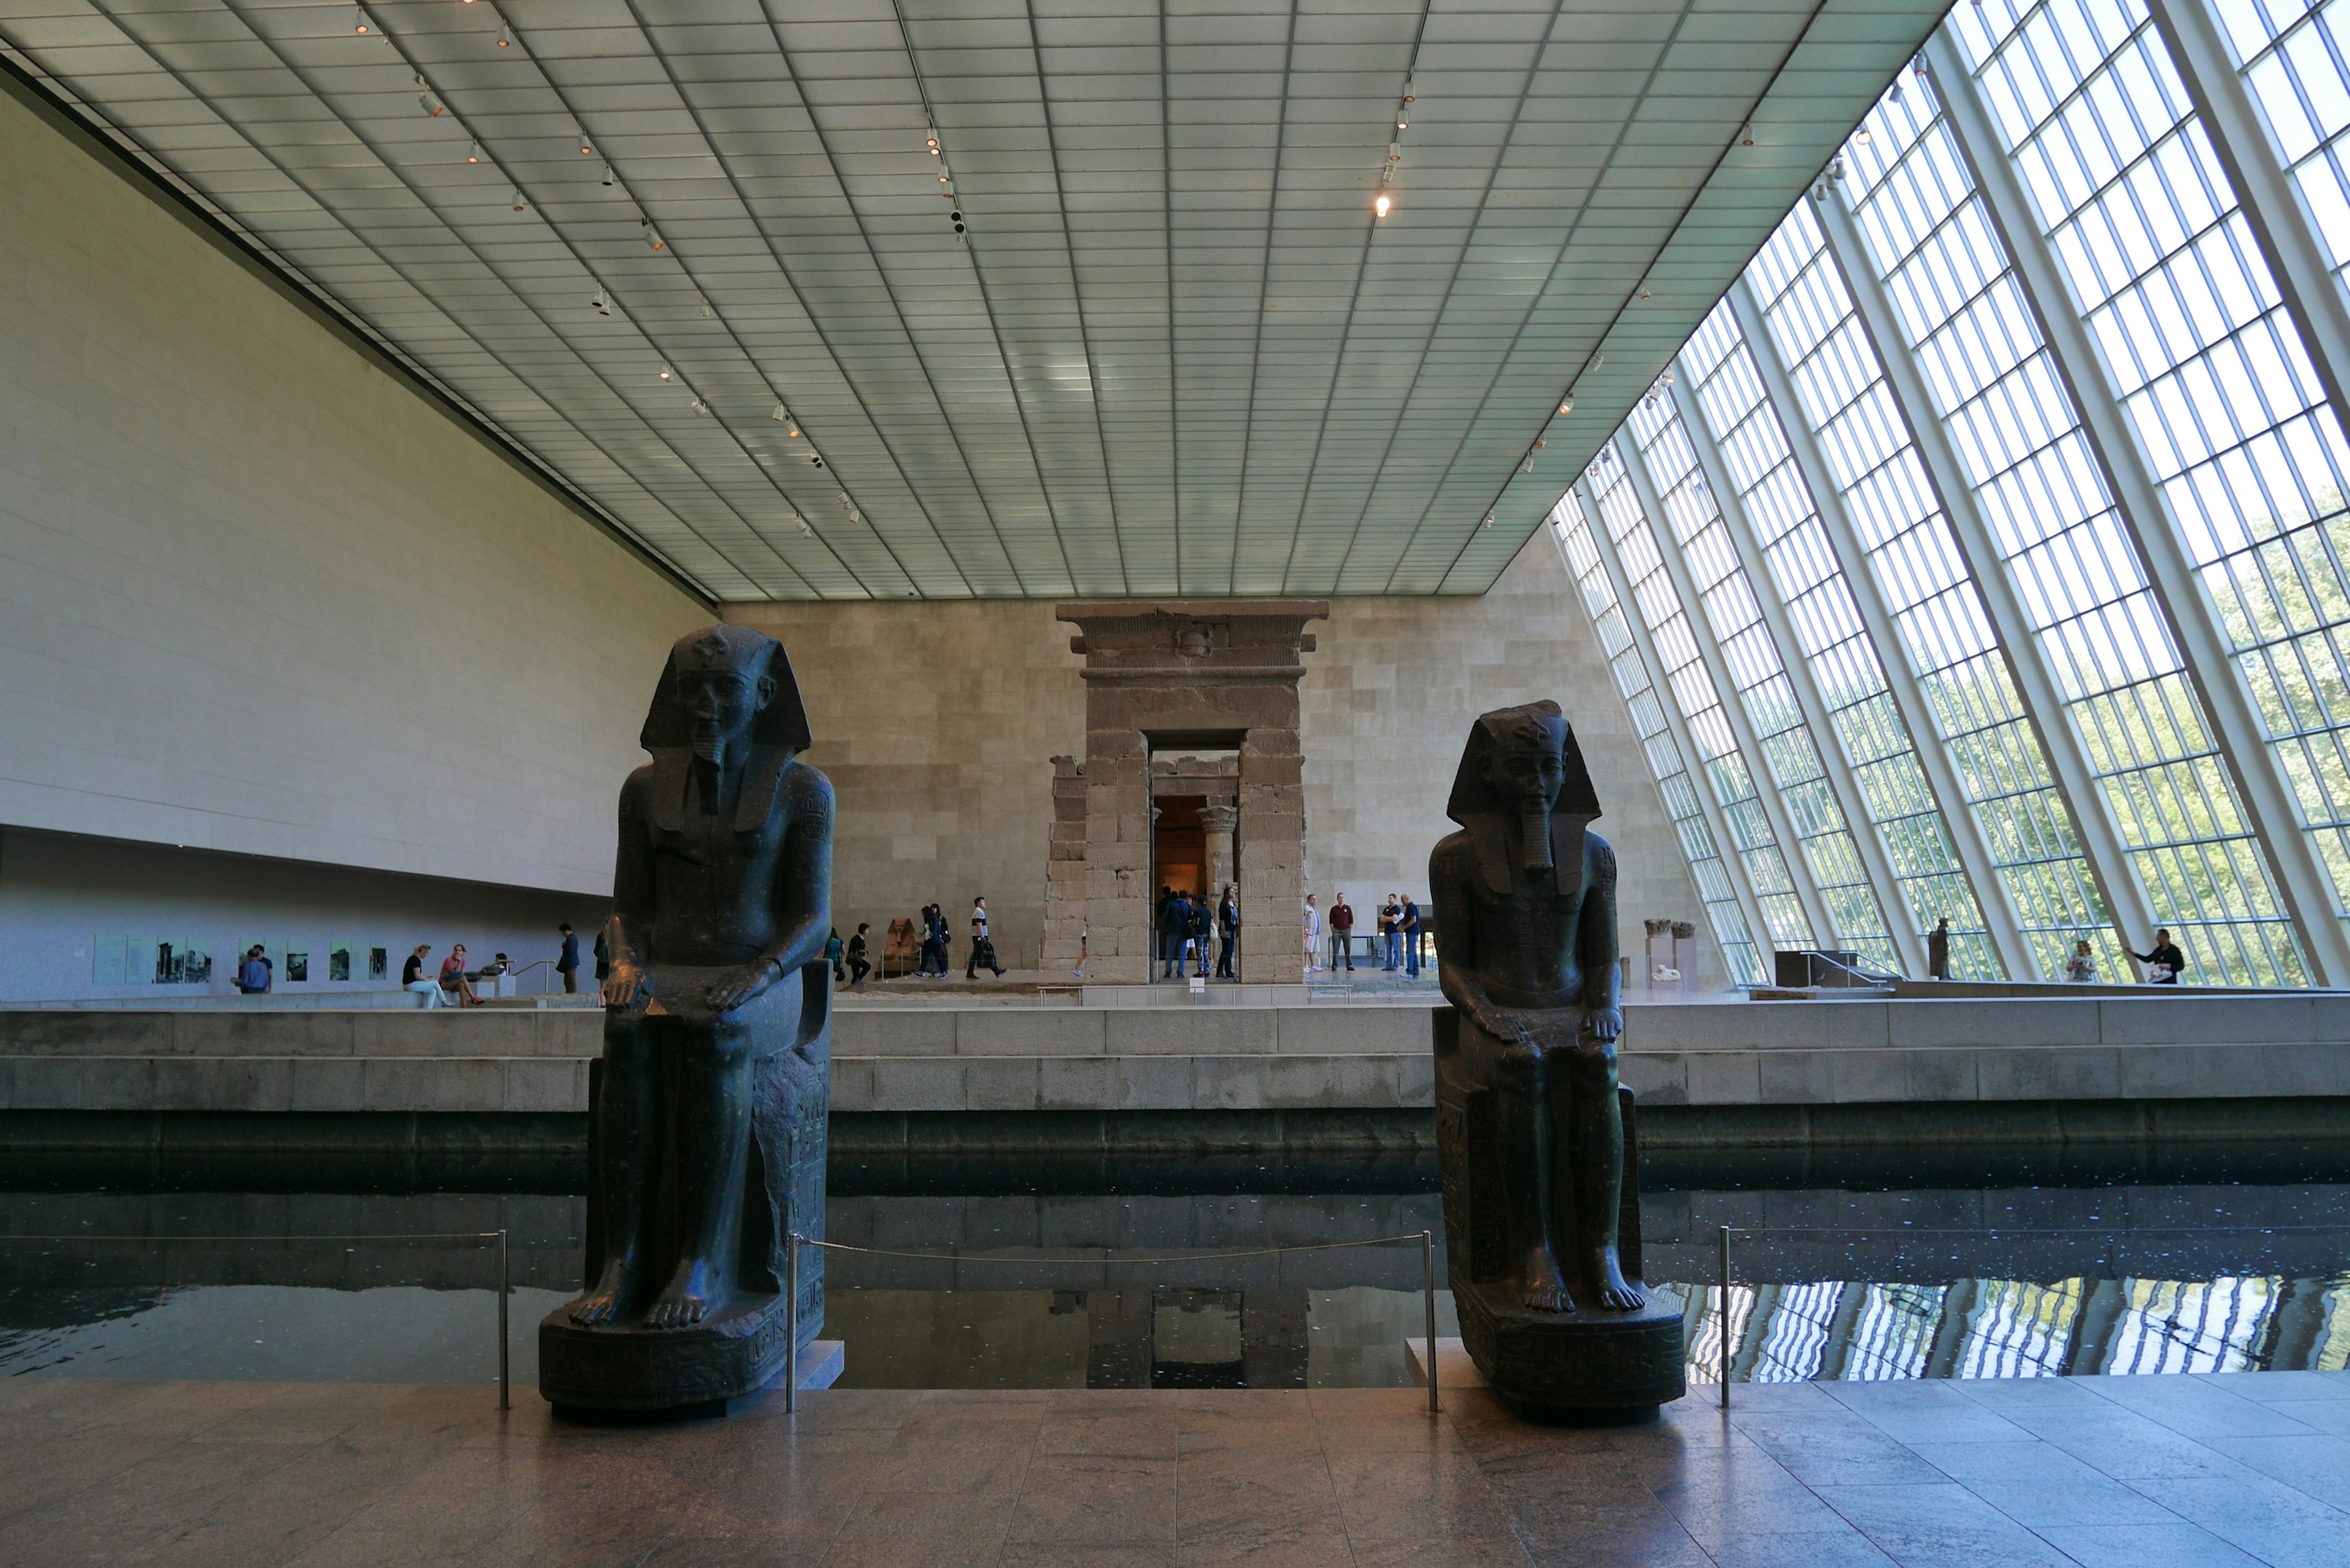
[1,0,1949,600]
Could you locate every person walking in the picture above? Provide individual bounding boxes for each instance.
[556,923,581,994]
[846,923,872,986]
[927,903,953,976]
[1303,894,1322,975]
[1400,893,1423,979]
[400,944,440,1006]
[1927,917,1951,980]
[968,897,1004,979]
[1330,894,1355,971]
[1216,884,1239,980]
[2132,927,2186,985]
[825,928,845,984]
[2065,938,2098,983]
[236,945,273,996]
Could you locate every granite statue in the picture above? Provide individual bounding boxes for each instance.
[539,624,834,1416]
[1430,701,1684,1419]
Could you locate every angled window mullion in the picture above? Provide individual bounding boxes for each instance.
[1926,26,2349,987]
[1616,409,1840,954]
[1673,340,1933,978]
[1728,275,2034,981]
[1574,476,1783,971]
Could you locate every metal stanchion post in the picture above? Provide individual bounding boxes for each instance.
[1422,1228,1439,1416]
[786,1233,800,1416]
[497,1228,510,1411]
[1718,1225,1731,1411]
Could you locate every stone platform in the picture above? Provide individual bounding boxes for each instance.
[4,992,2349,1117]
[2,1372,2345,1566]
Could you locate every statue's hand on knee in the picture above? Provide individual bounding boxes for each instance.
[698,959,778,1017]
[603,963,647,1012]
[1586,1004,1622,1044]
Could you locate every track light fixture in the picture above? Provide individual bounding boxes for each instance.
[1855,125,1873,146]
[691,398,709,417]
[354,7,371,34]
[1481,514,1494,529]
[643,220,665,252]
[1375,192,1391,218]
[416,76,443,117]
[658,364,673,382]
[591,288,612,316]
[497,22,513,47]
[1639,285,1651,301]
[580,135,592,157]
[510,187,526,212]
[1559,397,1574,415]
[772,403,789,424]
[1741,122,1755,147]
[602,162,614,187]
[466,140,482,163]
[951,208,966,235]
[699,301,714,319]
[1660,369,1674,386]
[797,519,813,536]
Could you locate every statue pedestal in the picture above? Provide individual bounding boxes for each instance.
[1450,1283,1685,1422]
[539,1294,793,1417]
[1433,1007,1687,1422]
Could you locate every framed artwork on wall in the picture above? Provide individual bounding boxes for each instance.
[92,935,127,987]
[328,945,351,982]
[285,950,309,984]
[368,947,388,980]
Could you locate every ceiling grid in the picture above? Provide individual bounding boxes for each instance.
[0,0,1947,600]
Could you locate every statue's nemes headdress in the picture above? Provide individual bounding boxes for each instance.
[1444,700,1602,895]
[640,624,811,829]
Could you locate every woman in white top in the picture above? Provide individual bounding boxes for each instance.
[1302,894,1322,974]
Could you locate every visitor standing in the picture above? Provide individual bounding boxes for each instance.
[1400,894,1423,979]
[592,925,611,985]
[236,945,272,996]
[556,923,581,993]
[400,944,440,1007]
[1302,894,1322,975]
[846,923,871,986]
[1382,894,1404,971]
[1188,893,1212,979]
[2065,939,2098,983]
[1217,884,1239,979]
[1330,894,1356,971]
[825,928,845,984]
[1162,890,1189,979]
[1157,886,1177,979]
[1927,917,1951,980]
[2132,928,2186,985]
[968,897,1004,979]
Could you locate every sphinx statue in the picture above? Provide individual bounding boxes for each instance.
[539,624,834,1415]
[1430,701,1684,1419]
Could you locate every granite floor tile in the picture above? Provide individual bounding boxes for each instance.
[2081,1375,2321,1439]
[1006,1455,1177,1546]
[2203,1431,2350,1506]
[1515,1514,1715,1568]
[1812,1481,2076,1568]
[1695,1529,1899,1567]
[1324,1448,1517,1544]
[2025,1521,2267,1568]
[1725,1412,1947,1489]
[1816,1382,2036,1445]
[996,1545,1176,1568]
[1170,1522,1356,1567]
[1173,1450,1343,1539]
[1906,1439,2176,1526]
[820,1484,1021,1568]
[2195,1370,2350,1404]
[2134,1471,2350,1561]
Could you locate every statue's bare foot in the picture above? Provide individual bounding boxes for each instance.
[568,1258,638,1326]
[1519,1248,1575,1314]
[1583,1245,1646,1312]
[646,1260,718,1329]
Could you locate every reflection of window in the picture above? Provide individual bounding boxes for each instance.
[2315,1275,2350,1372]
[1684,1282,1759,1383]
[2104,1276,2279,1374]
[1751,1281,1846,1381]
[1958,1277,2084,1377]
[1841,1282,1947,1379]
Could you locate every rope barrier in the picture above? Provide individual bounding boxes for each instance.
[793,1233,1435,1267]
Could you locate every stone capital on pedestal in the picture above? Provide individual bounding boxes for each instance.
[1198,804,1240,837]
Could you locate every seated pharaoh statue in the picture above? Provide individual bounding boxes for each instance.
[1430,701,1682,1419]
[539,623,835,1416]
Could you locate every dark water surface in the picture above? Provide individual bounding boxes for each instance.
[1,1150,2345,1389]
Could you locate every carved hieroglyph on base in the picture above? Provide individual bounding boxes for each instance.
[539,625,833,1416]
[1043,600,1327,984]
[1430,701,1685,1420]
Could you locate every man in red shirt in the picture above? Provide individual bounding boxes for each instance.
[1329,894,1355,971]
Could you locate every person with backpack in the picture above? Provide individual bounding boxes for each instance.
[967,897,1004,979]
[824,928,845,984]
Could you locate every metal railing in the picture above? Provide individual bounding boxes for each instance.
[2,1229,515,1408]
[783,1229,1439,1417]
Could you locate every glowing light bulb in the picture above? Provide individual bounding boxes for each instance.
[498,22,512,47]
[466,140,482,163]
[658,364,673,382]
[1856,125,1873,146]
[1374,193,1392,218]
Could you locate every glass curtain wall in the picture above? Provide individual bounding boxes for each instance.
[1553,0,2350,984]
[1589,447,1817,952]
[1551,488,1767,982]
[1749,204,2117,979]
[1623,387,1902,971]
[1680,304,1993,971]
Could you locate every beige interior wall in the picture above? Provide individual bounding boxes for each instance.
[728,535,1725,985]
[0,85,707,898]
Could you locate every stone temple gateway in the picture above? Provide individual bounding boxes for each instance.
[1043,601,1327,984]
